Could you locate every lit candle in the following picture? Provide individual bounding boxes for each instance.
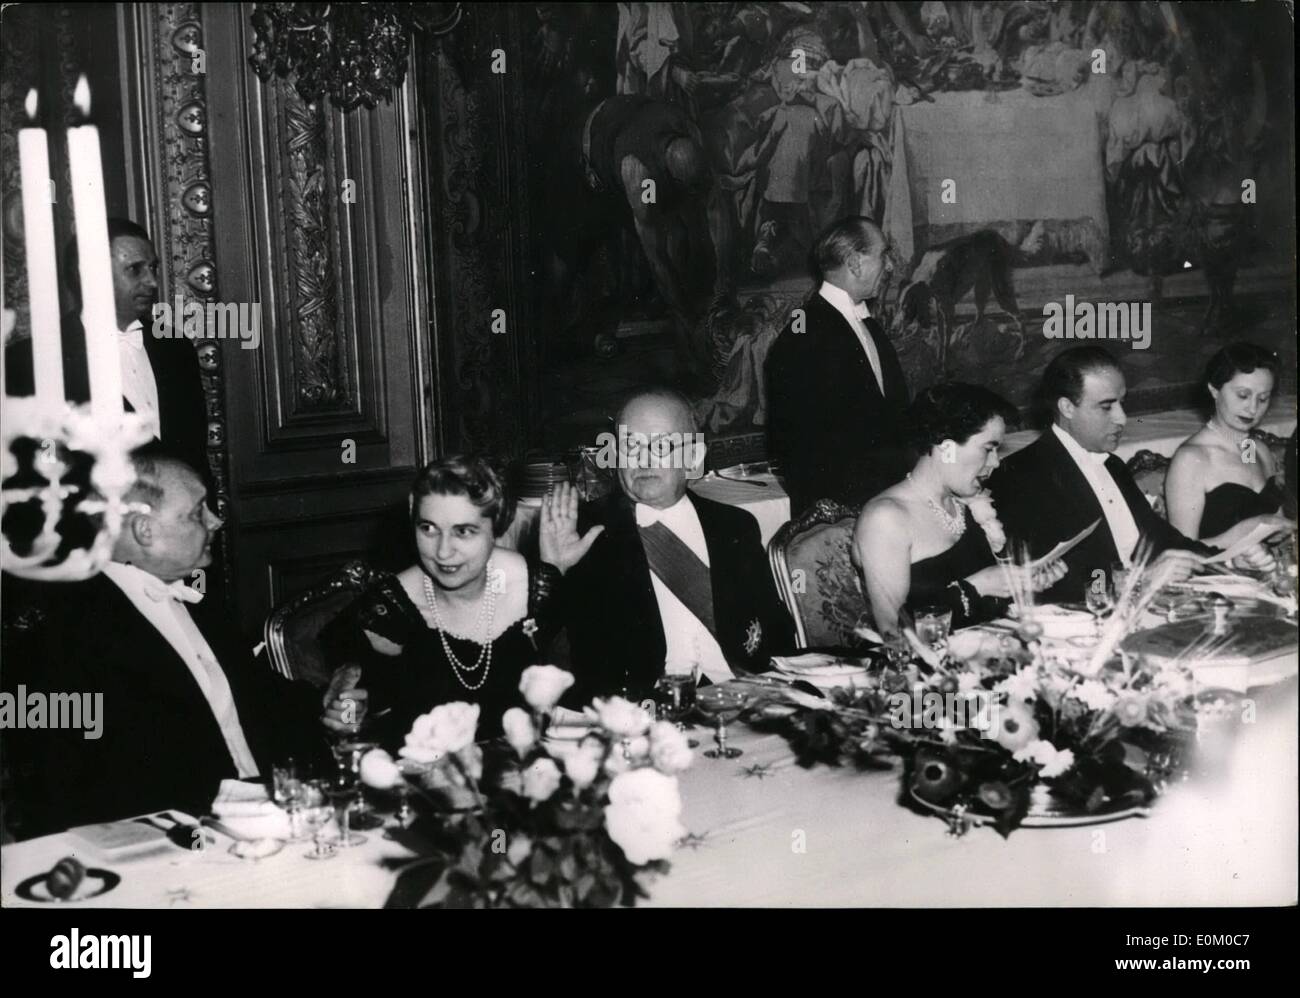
[17,89,64,403]
[66,74,122,424]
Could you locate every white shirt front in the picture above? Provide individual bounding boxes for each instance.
[635,496,733,684]
[1052,424,1141,565]
[118,320,161,437]
[819,281,884,394]
[102,562,260,778]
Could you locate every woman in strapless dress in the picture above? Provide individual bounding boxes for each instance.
[1166,343,1294,546]
[852,384,1066,634]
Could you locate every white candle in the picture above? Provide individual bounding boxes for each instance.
[18,89,64,402]
[66,74,122,424]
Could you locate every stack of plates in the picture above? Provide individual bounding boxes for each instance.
[771,653,870,690]
[517,461,569,501]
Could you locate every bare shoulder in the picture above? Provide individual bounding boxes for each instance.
[492,547,528,581]
[855,494,911,539]
[1168,437,1211,474]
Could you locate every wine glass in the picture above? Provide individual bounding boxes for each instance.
[272,758,306,839]
[1085,579,1115,636]
[331,739,384,830]
[327,787,369,848]
[695,687,750,760]
[654,666,700,748]
[300,780,338,860]
[913,605,953,652]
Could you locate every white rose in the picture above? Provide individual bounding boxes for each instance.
[604,768,686,865]
[506,833,533,867]
[648,721,693,774]
[563,738,604,790]
[519,665,575,712]
[502,707,536,758]
[591,696,653,738]
[358,748,401,790]
[399,701,480,763]
[522,757,563,802]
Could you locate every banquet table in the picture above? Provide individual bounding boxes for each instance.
[3,637,1294,909]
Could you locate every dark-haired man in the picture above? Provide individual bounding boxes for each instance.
[990,346,1273,603]
[765,215,909,516]
[5,218,208,478]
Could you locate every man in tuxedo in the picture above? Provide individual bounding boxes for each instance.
[5,218,209,481]
[3,452,324,837]
[765,215,909,516]
[556,388,794,702]
[989,346,1273,603]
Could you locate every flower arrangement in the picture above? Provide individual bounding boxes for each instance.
[749,618,1197,838]
[363,665,691,907]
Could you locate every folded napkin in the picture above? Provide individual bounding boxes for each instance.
[210,780,292,840]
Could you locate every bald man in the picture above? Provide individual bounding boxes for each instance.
[766,215,909,515]
[2,452,323,837]
[554,388,794,703]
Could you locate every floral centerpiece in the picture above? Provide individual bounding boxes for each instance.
[750,617,1198,837]
[361,666,692,907]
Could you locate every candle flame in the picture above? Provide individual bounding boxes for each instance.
[73,74,91,118]
[25,89,38,122]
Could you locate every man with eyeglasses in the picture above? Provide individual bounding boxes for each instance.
[550,387,794,703]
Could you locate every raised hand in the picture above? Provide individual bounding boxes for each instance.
[538,482,604,574]
[321,664,369,736]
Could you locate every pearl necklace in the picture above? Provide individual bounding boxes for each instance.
[1207,418,1250,453]
[907,473,966,538]
[422,562,497,691]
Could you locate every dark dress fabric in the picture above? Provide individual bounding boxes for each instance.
[1199,479,1283,540]
[322,571,555,749]
[907,507,1006,629]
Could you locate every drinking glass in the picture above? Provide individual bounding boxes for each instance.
[695,687,749,760]
[655,667,700,747]
[300,781,338,860]
[331,739,384,829]
[913,605,953,651]
[273,758,307,839]
[1085,581,1115,635]
[328,788,369,848]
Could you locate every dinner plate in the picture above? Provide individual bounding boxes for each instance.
[16,868,120,903]
[772,654,870,690]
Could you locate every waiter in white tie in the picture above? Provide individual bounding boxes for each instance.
[765,215,910,516]
[554,389,795,703]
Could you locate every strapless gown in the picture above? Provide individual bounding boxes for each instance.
[1200,479,1283,539]
[907,508,1005,628]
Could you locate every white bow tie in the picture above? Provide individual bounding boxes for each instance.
[853,301,871,320]
[118,324,145,350]
[144,580,205,605]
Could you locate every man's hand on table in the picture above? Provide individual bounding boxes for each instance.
[321,664,369,736]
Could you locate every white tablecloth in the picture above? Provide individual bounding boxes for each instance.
[4,648,1294,909]
[690,472,791,547]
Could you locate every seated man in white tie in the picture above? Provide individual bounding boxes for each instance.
[2,449,326,837]
[554,387,794,703]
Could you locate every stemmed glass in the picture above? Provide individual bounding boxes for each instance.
[327,786,369,848]
[695,687,750,760]
[1085,578,1115,636]
[272,758,307,840]
[331,739,384,830]
[300,780,338,860]
[654,666,700,748]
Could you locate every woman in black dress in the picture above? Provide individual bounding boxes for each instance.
[1166,344,1294,546]
[320,456,601,747]
[852,384,1066,633]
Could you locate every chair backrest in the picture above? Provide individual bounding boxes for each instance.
[264,559,384,686]
[767,498,865,649]
[1126,448,1171,516]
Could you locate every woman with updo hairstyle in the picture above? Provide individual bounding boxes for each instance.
[1166,343,1294,546]
[320,455,601,742]
[852,383,1066,632]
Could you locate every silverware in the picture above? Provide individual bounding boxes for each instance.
[711,472,768,487]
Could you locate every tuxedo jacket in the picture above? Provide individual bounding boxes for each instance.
[5,314,209,480]
[560,491,795,703]
[2,573,324,837]
[765,293,910,517]
[988,429,1213,604]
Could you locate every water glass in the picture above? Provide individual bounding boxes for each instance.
[914,606,953,650]
[654,669,697,722]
